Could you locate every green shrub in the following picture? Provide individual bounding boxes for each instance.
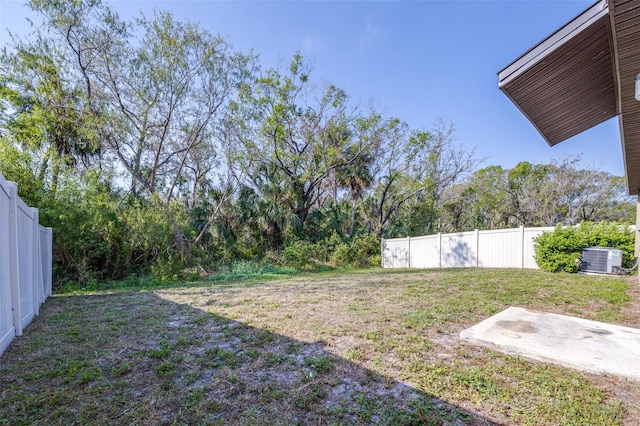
[150,255,184,282]
[331,243,352,267]
[314,231,346,263]
[534,222,635,273]
[282,240,317,270]
[331,234,381,267]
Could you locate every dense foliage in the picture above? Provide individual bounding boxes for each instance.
[534,222,635,273]
[0,0,634,288]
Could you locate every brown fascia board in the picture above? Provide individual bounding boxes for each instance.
[498,0,610,87]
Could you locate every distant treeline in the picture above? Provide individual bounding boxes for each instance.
[0,0,633,286]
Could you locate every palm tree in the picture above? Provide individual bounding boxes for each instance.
[336,148,374,237]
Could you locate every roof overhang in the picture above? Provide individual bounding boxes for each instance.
[499,0,640,195]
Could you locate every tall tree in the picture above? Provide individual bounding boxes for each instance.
[468,165,511,229]
[1,30,100,194]
[18,0,256,260]
[363,118,478,237]
[227,54,372,243]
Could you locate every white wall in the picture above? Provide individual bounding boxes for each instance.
[0,172,52,356]
[382,226,556,270]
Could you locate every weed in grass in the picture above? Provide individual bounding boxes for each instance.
[293,383,326,409]
[245,348,260,359]
[370,336,402,354]
[154,361,175,376]
[77,367,103,384]
[345,347,365,363]
[371,356,386,374]
[361,329,382,341]
[241,405,264,425]
[147,342,172,359]
[353,393,380,424]
[396,336,435,362]
[382,397,454,426]
[66,359,89,374]
[191,314,208,326]
[286,342,300,354]
[203,347,219,359]
[304,355,335,373]
[202,346,240,368]
[174,334,193,348]
[22,368,55,382]
[265,352,288,366]
[253,329,275,347]
[65,326,82,338]
[184,388,206,407]
[183,371,201,386]
[402,310,439,331]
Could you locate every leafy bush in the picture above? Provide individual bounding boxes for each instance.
[150,255,184,282]
[282,240,318,270]
[331,234,381,267]
[534,222,635,273]
[331,243,352,267]
[312,231,345,263]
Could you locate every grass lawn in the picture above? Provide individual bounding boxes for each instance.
[1,268,639,425]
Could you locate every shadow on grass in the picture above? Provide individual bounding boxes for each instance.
[0,290,501,425]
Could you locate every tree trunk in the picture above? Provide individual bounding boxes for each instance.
[349,198,357,238]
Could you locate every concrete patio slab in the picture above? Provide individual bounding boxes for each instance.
[460,307,640,381]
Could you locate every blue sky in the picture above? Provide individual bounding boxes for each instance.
[0,0,625,176]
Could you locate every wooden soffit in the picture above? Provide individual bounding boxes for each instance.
[499,0,640,195]
[498,0,616,147]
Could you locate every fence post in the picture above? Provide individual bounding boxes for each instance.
[438,233,442,268]
[32,208,42,315]
[8,183,23,337]
[380,238,385,268]
[407,236,411,268]
[45,228,53,297]
[520,225,525,269]
[475,229,480,268]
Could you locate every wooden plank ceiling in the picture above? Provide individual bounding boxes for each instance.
[498,0,640,195]
[612,0,640,194]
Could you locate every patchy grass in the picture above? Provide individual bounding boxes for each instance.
[0,268,637,425]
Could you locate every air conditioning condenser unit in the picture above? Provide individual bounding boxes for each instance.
[580,247,623,274]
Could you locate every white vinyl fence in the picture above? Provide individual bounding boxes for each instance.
[0,171,52,357]
[382,226,555,269]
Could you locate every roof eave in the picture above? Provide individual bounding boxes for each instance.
[498,0,609,87]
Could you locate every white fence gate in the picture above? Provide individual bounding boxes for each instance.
[382,226,555,269]
[0,171,52,356]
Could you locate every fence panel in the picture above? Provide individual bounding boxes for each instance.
[441,231,478,268]
[477,227,523,268]
[523,227,555,269]
[0,172,52,356]
[381,238,409,268]
[16,196,36,332]
[382,226,559,270]
[40,226,53,298]
[410,235,441,268]
[0,175,14,355]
